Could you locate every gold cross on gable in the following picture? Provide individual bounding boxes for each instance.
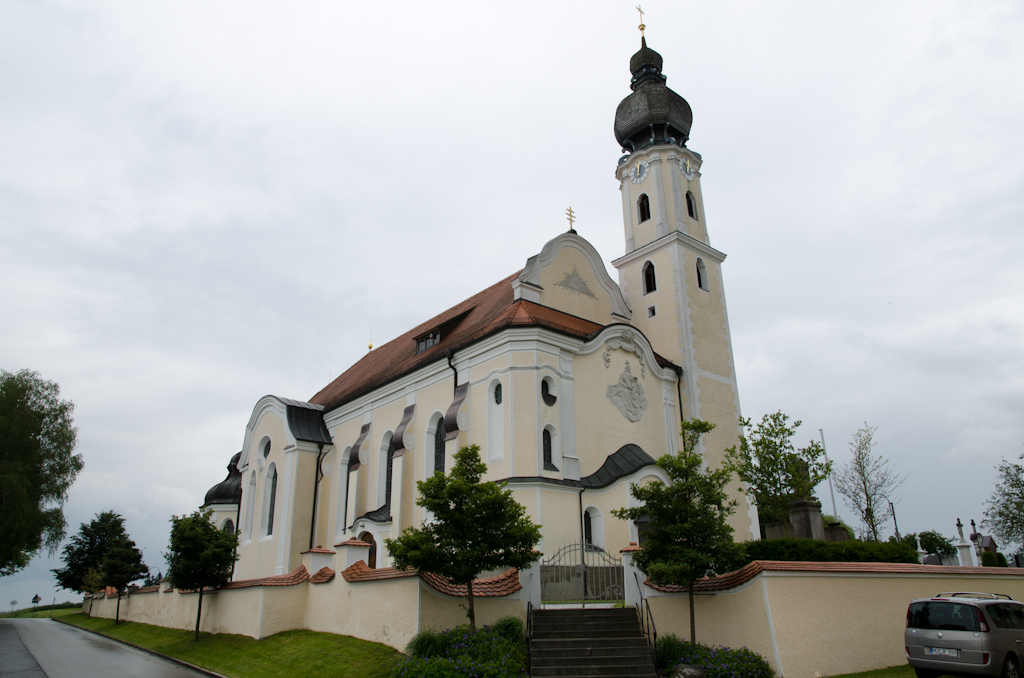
[636,5,646,35]
[565,206,576,231]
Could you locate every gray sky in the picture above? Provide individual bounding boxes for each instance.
[2,0,1022,608]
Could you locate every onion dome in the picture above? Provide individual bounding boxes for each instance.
[614,37,693,152]
[203,452,243,506]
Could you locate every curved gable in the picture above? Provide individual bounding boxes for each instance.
[514,232,631,325]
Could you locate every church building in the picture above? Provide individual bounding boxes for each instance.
[204,34,758,581]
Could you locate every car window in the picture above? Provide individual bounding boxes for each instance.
[1007,604,1024,630]
[908,602,981,631]
[987,604,1013,629]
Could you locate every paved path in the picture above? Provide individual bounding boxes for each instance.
[0,619,206,678]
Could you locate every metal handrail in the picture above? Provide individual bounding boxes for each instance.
[526,573,534,676]
[633,571,658,667]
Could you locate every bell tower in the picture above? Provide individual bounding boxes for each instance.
[610,31,757,540]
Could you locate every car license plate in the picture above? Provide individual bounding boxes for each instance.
[928,647,959,657]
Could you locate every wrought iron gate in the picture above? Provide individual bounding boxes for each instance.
[540,542,624,606]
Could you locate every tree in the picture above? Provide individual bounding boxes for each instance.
[834,423,907,541]
[613,418,742,643]
[53,511,131,593]
[0,369,83,576]
[142,570,163,587]
[386,445,541,632]
[100,537,148,624]
[917,530,956,559]
[982,454,1024,553]
[725,411,831,534]
[165,508,238,641]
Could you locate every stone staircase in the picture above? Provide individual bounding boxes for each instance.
[530,607,657,678]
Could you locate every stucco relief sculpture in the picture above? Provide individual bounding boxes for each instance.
[556,267,597,299]
[602,329,645,378]
[606,361,647,422]
[559,356,573,376]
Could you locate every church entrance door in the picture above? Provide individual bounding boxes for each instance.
[540,542,623,608]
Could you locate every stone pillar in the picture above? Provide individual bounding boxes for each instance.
[519,557,543,611]
[957,542,976,567]
[788,500,826,541]
[301,547,336,574]
[622,543,643,609]
[334,539,372,569]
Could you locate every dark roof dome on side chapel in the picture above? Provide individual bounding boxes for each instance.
[204,451,243,506]
[614,37,693,152]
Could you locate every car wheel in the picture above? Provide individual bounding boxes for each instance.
[913,670,937,678]
[1004,655,1021,678]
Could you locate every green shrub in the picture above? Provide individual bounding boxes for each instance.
[489,615,525,644]
[982,551,999,567]
[658,639,773,678]
[405,629,448,658]
[655,633,689,671]
[393,622,526,678]
[998,553,1009,568]
[741,537,919,565]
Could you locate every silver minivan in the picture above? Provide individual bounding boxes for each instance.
[906,592,1024,678]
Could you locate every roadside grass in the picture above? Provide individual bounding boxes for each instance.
[60,613,402,678]
[0,605,81,619]
[830,665,914,678]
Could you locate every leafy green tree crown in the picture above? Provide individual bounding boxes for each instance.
[165,508,238,592]
[917,530,956,558]
[387,445,541,584]
[724,411,831,527]
[53,511,130,592]
[613,418,742,588]
[1,369,83,576]
[101,538,148,594]
[983,454,1024,554]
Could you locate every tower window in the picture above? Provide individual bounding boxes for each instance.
[542,427,558,472]
[434,418,445,474]
[696,258,709,291]
[642,261,656,295]
[637,194,651,223]
[686,192,697,220]
[541,378,557,406]
[262,439,271,458]
[647,306,656,318]
[494,383,502,405]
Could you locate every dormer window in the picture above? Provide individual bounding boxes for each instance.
[416,331,441,353]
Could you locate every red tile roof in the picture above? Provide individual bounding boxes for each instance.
[334,539,372,548]
[341,561,419,583]
[620,542,640,553]
[309,567,336,584]
[309,272,609,412]
[301,547,336,554]
[340,560,520,597]
[130,585,159,594]
[645,560,1024,594]
[219,565,310,590]
[419,568,521,598]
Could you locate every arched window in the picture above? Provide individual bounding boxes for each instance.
[637,194,651,223]
[221,519,234,534]
[384,436,395,506]
[541,377,557,406]
[686,192,697,220]
[261,463,278,538]
[584,507,604,549]
[487,379,504,462]
[244,471,256,542]
[642,261,656,295]
[584,511,593,545]
[434,418,446,474]
[696,258,709,291]
[262,439,271,459]
[542,427,558,472]
[359,532,377,569]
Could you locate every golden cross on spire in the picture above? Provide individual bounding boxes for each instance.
[565,206,576,232]
[636,5,646,36]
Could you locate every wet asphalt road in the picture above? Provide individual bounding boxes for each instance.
[0,618,206,678]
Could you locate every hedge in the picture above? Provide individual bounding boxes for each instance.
[740,538,919,564]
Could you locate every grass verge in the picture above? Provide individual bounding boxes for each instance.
[829,665,914,678]
[1,606,81,619]
[60,613,402,678]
